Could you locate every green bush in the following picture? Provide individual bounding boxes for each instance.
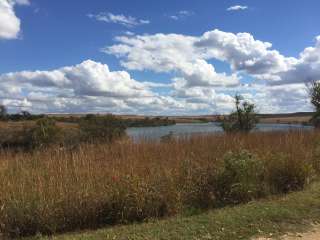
[214,150,265,205]
[79,114,126,144]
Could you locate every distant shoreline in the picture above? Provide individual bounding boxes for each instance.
[41,111,315,125]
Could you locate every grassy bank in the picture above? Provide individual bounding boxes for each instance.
[0,131,319,238]
[31,181,320,240]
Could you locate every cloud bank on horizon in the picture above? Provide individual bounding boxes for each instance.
[0,1,318,114]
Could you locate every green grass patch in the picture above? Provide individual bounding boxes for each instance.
[29,181,320,240]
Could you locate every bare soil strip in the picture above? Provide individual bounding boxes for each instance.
[255,225,320,240]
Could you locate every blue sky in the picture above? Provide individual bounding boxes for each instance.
[0,0,319,114]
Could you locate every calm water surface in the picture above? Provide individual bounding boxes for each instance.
[127,123,313,141]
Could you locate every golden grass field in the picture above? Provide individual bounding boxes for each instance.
[0,130,319,237]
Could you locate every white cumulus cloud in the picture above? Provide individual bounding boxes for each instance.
[88,12,150,28]
[101,29,320,114]
[0,60,153,98]
[105,29,320,86]
[1,25,318,114]
[227,5,248,11]
[0,60,206,114]
[105,32,241,88]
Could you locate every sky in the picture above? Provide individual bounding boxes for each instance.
[0,0,319,115]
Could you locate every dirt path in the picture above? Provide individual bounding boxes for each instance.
[255,225,320,240]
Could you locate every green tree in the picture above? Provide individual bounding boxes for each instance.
[309,81,320,127]
[221,95,258,133]
[0,105,7,121]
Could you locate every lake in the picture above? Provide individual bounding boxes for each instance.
[127,123,313,141]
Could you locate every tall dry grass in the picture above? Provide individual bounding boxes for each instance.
[0,131,319,237]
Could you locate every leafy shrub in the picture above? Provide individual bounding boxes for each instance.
[214,150,265,205]
[265,153,313,193]
[79,114,126,144]
[29,118,61,149]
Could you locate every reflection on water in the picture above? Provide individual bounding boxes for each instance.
[126,122,313,141]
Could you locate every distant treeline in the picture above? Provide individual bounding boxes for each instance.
[51,114,176,128]
[0,113,176,150]
[0,111,45,121]
[123,117,175,127]
[257,112,314,118]
[0,106,176,128]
